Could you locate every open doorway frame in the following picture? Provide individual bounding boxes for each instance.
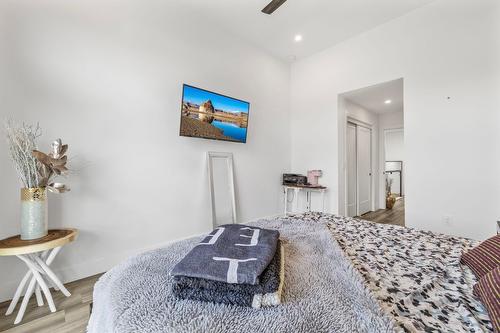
[337,78,404,224]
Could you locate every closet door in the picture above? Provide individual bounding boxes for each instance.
[346,123,357,217]
[357,126,372,215]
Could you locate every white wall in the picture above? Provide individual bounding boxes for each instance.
[385,130,404,162]
[0,1,290,301]
[345,99,379,127]
[291,0,500,240]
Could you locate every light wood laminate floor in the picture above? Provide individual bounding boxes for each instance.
[360,198,405,227]
[0,273,102,333]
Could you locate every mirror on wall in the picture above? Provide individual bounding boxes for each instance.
[207,152,237,228]
[385,161,402,197]
[384,128,404,197]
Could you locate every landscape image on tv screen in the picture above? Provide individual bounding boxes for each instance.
[180,84,250,143]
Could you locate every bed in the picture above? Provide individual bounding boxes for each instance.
[87,213,492,333]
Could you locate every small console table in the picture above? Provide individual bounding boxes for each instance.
[0,229,78,324]
[283,185,327,215]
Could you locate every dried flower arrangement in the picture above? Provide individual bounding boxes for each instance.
[4,120,70,193]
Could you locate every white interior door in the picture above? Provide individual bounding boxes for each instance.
[346,123,357,217]
[357,126,372,215]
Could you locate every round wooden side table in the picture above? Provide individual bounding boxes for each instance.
[0,229,78,324]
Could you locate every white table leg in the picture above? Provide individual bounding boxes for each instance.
[321,190,325,212]
[17,254,56,313]
[306,191,311,212]
[294,188,300,213]
[36,250,59,291]
[283,187,288,215]
[34,256,70,297]
[45,248,61,291]
[5,271,31,315]
[45,247,61,265]
[8,247,68,324]
[35,286,44,306]
[15,276,37,324]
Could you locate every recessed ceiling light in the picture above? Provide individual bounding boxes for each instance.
[294,34,303,42]
[384,99,392,104]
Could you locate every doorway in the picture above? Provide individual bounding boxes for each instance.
[346,122,372,216]
[338,78,405,226]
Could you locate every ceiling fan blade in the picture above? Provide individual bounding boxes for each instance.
[261,0,287,14]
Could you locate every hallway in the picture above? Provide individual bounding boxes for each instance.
[360,198,405,227]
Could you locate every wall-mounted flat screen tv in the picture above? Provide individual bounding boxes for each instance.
[180,84,250,143]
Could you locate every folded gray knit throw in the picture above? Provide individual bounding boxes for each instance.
[172,241,283,308]
[171,224,280,285]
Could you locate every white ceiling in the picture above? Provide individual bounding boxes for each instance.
[179,0,435,61]
[342,78,404,114]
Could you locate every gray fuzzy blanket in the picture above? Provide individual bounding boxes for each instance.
[88,215,395,333]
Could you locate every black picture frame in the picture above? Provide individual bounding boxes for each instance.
[179,84,251,144]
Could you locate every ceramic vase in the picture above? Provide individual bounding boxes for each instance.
[386,194,396,210]
[20,187,48,240]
